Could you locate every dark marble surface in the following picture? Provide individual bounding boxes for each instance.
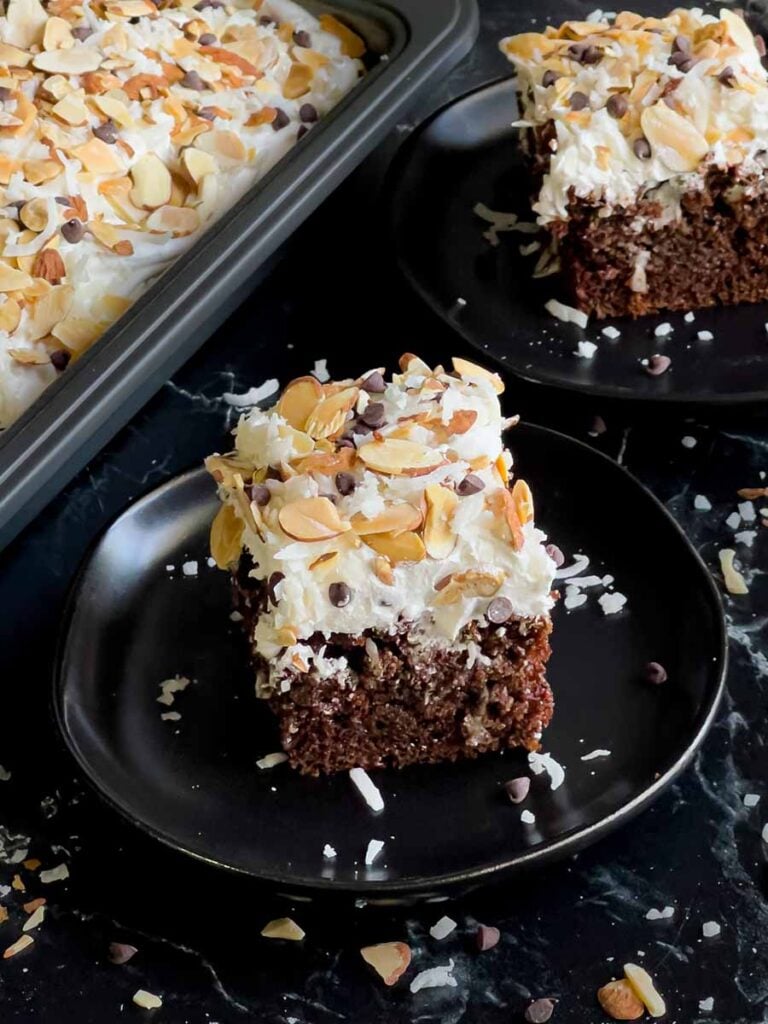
[1,1,767,1021]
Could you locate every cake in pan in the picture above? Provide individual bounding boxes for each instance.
[501,7,768,319]
[206,355,557,775]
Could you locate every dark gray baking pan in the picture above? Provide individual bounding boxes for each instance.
[0,0,479,551]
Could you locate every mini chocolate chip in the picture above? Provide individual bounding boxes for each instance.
[633,136,651,160]
[487,597,513,624]
[580,44,602,64]
[645,353,671,376]
[476,924,500,951]
[328,582,352,608]
[668,49,689,67]
[567,41,585,61]
[198,32,217,45]
[297,124,309,140]
[197,106,217,121]
[352,420,372,435]
[108,942,138,965]
[0,86,12,102]
[335,471,356,496]
[756,33,767,57]
[267,571,284,605]
[259,14,276,26]
[360,401,385,429]
[718,65,736,87]
[673,34,691,53]
[249,483,271,506]
[293,29,311,47]
[61,219,84,244]
[181,70,207,91]
[456,473,485,496]
[271,108,290,131]
[569,91,590,111]
[71,25,92,40]
[545,543,564,568]
[541,69,559,87]
[361,370,385,393]
[644,661,668,685]
[678,57,696,73]
[194,0,223,9]
[336,437,355,449]
[606,93,627,118]
[504,777,530,804]
[589,414,607,436]
[524,999,556,1023]
[54,196,71,206]
[93,119,118,144]
[299,102,318,123]
[50,349,70,371]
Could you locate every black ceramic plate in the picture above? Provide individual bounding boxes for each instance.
[389,77,768,405]
[55,425,726,898]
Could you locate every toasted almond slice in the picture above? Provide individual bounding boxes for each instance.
[278,497,350,542]
[358,438,445,477]
[308,551,338,573]
[130,153,172,209]
[132,991,162,1010]
[33,48,102,74]
[276,374,323,430]
[72,137,123,174]
[8,347,48,365]
[195,129,246,165]
[293,447,355,476]
[720,8,755,51]
[180,145,217,185]
[91,94,133,127]
[423,484,458,559]
[364,530,425,564]
[0,297,21,333]
[0,42,32,66]
[145,205,200,236]
[351,503,422,536]
[319,12,366,56]
[511,479,533,525]
[209,503,244,569]
[3,934,34,959]
[261,917,305,941]
[485,488,524,551]
[19,198,50,233]
[106,0,156,15]
[26,284,74,341]
[597,979,644,1020]
[43,16,74,51]
[0,264,33,291]
[640,102,708,173]
[452,356,504,394]
[434,568,504,605]
[51,317,103,353]
[623,964,666,1018]
[32,249,66,283]
[444,409,478,435]
[304,385,358,440]
[282,61,313,99]
[23,159,62,185]
[5,0,47,49]
[719,548,748,595]
[360,942,411,986]
[495,453,509,485]
[398,352,431,375]
[372,555,394,585]
[52,92,88,126]
[204,453,257,487]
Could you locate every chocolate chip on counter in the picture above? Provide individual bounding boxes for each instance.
[476,924,500,951]
[328,582,352,608]
[299,102,318,123]
[271,108,290,131]
[197,106,217,121]
[181,70,207,91]
[541,69,559,87]
[71,25,93,40]
[292,29,311,47]
[108,942,138,965]
[335,471,356,496]
[569,90,590,111]
[718,65,736,87]
[361,370,385,393]
[360,401,385,429]
[756,33,767,56]
[50,349,71,371]
[545,543,565,568]
[487,597,513,624]
[456,473,485,496]
[248,483,271,507]
[632,136,651,160]
[645,353,671,376]
[93,119,118,144]
[61,219,84,244]
[504,777,530,804]
[644,661,668,685]
[606,93,628,118]
[267,571,285,605]
[524,998,556,1023]
[198,32,217,45]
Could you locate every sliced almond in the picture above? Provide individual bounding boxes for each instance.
[130,153,172,209]
[72,137,123,175]
[51,317,103,353]
[276,374,323,430]
[293,447,355,476]
[495,453,509,485]
[91,94,133,127]
[261,917,305,941]
[23,159,63,185]
[719,548,748,595]
[360,942,411,986]
[720,8,756,51]
[319,13,366,57]
[444,409,478,435]
[304,385,358,440]
[488,488,524,551]
[33,48,102,74]
[452,356,505,394]
[52,93,89,126]
[180,145,217,185]
[358,438,446,477]
[398,352,431,374]
[5,0,47,49]
[423,484,458,559]
[278,497,350,542]
[106,0,156,15]
[8,347,48,365]
[0,42,32,66]
[209,503,244,569]
[308,551,338,573]
[640,102,708,173]
[623,964,666,1018]
[364,530,425,564]
[32,249,66,283]
[19,198,50,232]
[372,555,394,585]
[434,568,504,605]
[145,205,200,236]
[0,264,33,291]
[0,297,21,333]
[3,934,34,959]
[597,979,644,1020]
[26,284,74,341]
[43,16,74,51]
[195,129,247,165]
[0,157,21,184]
[282,61,313,99]
[351,503,422,536]
[511,479,533,525]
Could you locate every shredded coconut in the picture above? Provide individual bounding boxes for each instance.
[528,751,566,790]
[699,997,714,1012]
[581,749,611,761]
[645,906,675,920]
[256,752,288,770]
[555,554,590,579]
[364,839,385,866]
[349,768,384,813]
[429,916,457,940]
[409,959,457,993]
[223,379,280,407]
[545,298,589,329]
[312,359,330,384]
[598,592,627,615]
[694,495,712,511]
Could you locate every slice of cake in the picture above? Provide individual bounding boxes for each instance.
[206,355,557,776]
[501,8,768,319]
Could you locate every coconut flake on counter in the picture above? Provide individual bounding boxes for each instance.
[697,331,714,341]
[409,959,457,993]
[528,751,566,791]
[598,592,627,615]
[323,844,337,859]
[654,323,673,338]
[564,586,587,610]
[520,810,536,824]
[581,749,611,761]
[575,340,598,359]
[40,863,69,884]
[554,554,590,579]
[602,326,621,339]
[739,501,757,523]
[256,752,288,770]
[645,906,675,920]
[181,560,198,577]
[0,766,10,782]
[735,531,757,547]
[429,916,457,940]
[545,298,589,329]
[312,359,330,384]
[223,379,280,408]
[364,839,385,866]
[694,495,712,511]
[350,768,384,813]
[719,549,749,595]
[702,921,721,939]
[681,436,697,449]
[744,794,760,808]
[157,676,191,707]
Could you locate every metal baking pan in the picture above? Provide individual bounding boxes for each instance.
[0,0,479,551]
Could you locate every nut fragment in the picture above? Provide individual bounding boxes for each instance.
[360,942,411,986]
[278,497,350,542]
[308,551,338,573]
[623,963,666,1018]
[423,484,458,559]
[364,530,426,564]
[32,249,66,283]
[351,503,422,536]
[261,917,305,941]
[434,569,504,605]
[452,356,504,394]
[132,990,162,1010]
[304,386,358,439]
[130,153,172,209]
[3,934,34,959]
[276,375,323,430]
[721,8,756,52]
[640,102,708,172]
[719,548,748,595]
[372,555,394,585]
[358,437,446,477]
[597,980,644,1020]
[209,503,244,569]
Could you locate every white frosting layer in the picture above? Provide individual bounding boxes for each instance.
[501,7,768,223]
[208,356,556,692]
[0,0,363,427]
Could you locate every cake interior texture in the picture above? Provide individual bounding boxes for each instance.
[501,8,768,319]
[207,354,557,776]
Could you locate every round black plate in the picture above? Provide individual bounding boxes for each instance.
[54,425,727,898]
[389,77,768,405]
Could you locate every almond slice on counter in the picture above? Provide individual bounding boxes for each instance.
[423,484,458,559]
[261,917,305,941]
[452,356,505,394]
[360,942,411,986]
[304,385,358,439]
[623,964,666,1018]
[278,497,350,542]
[209,503,244,569]
[277,375,323,430]
[433,568,504,605]
[358,437,446,477]
[130,153,172,209]
[597,980,644,1020]
[364,530,425,564]
[351,503,422,536]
